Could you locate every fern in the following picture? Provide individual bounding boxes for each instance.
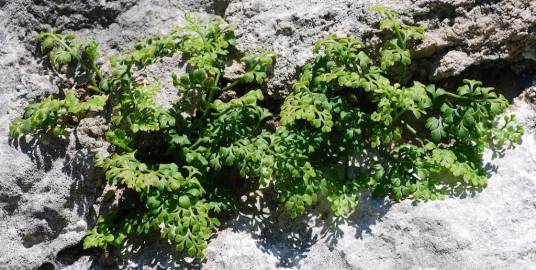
[9,90,107,137]
[269,7,523,217]
[10,9,524,261]
[86,16,275,257]
[36,30,105,93]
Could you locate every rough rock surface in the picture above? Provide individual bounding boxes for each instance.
[0,1,213,269]
[201,96,536,270]
[0,0,535,269]
[227,0,536,97]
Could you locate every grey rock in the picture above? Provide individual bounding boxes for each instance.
[0,0,213,269]
[226,0,378,98]
[76,116,109,151]
[223,59,246,81]
[226,0,536,97]
[431,50,475,80]
[142,53,187,109]
[0,0,535,269]
[0,5,93,269]
[524,86,536,105]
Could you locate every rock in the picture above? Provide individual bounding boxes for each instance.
[142,53,187,109]
[0,0,216,269]
[0,4,93,269]
[523,86,536,105]
[226,0,536,97]
[226,0,378,98]
[76,116,109,151]
[223,59,246,81]
[431,50,475,80]
[1,0,536,269]
[412,0,536,82]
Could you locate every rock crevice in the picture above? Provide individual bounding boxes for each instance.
[0,0,535,269]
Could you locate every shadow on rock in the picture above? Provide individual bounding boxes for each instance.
[217,171,500,268]
[6,133,102,268]
[9,134,100,217]
[89,233,203,270]
[9,135,68,172]
[217,190,392,268]
[319,192,393,248]
[62,148,101,217]
[216,192,313,267]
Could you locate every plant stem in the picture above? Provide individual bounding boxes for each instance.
[208,73,221,104]
[52,34,104,91]
[404,122,417,135]
[190,137,207,149]
[88,82,104,94]
[344,156,350,180]
[92,61,105,82]
[388,12,406,50]
[222,79,242,91]
[443,91,469,100]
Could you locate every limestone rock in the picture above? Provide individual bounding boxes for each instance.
[0,0,535,269]
[431,50,475,80]
[226,0,536,97]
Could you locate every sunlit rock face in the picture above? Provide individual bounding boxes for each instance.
[0,0,535,269]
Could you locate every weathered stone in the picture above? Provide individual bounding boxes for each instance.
[431,50,475,80]
[227,0,536,97]
[1,0,535,269]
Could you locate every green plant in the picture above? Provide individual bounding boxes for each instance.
[36,30,105,93]
[9,89,107,137]
[83,16,275,258]
[259,6,524,217]
[9,30,110,138]
[9,8,523,261]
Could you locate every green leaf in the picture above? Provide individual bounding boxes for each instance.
[147,196,161,208]
[106,129,133,151]
[187,246,197,256]
[426,84,445,99]
[457,85,471,96]
[243,72,254,83]
[52,49,72,65]
[426,117,447,142]
[462,109,476,126]
[172,134,191,146]
[458,123,469,139]
[179,195,191,208]
[192,68,207,82]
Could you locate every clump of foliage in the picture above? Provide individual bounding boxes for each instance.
[10,8,523,260]
[261,6,524,217]
[9,90,107,137]
[84,16,275,258]
[10,30,109,137]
